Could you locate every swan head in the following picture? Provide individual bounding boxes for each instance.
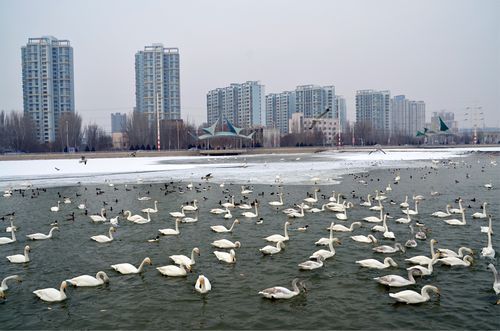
[234,241,241,248]
[430,239,438,245]
[332,238,342,245]
[24,245,30,253]
[144,257,152,265]
[193,247,200,256]
[97,271,110,283]
[234,219,240,224]
[198,275,205,286]
[110,227,117,232]
[278,241,286,249]
[464,255,474,264]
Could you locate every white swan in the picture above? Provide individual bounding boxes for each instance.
[315,222,336,245]
[327,221,361,232]
[351,234,378,244]
[89,208,107,222]
[6,219,17,233]
[481,215,494,234]
[210,207,226,214]
[109,215,119,226]
[260,241,285,255]
[33,281,68,302]
[407,253,440,276]
[0,229,16,245]
[91,227,116,243]
[159,219,181,235]
[183,200,198,211]
[432,204,451,217]
[402,200,419,215]
[141,200,158,213]
[356,257,398,269]
[369,199,383,211]
[259,278,304,299]
[395,211,411,224]
[223,208,232,219]
[111,257,152,274]
[372,213,389,232]
[241,186,253,195]
[157,262,191,277]
[287,205,305,218]
[66,271,109,287]
[389,285,440,304]
[437,246,473,258]
[405,239,438,265]
[211,219,239,233]
[0,275,21,298]
[449,199,463,214]
[488,264,500,295]
[310,238,339,260]
[195,275,212,294]
[6,245,30,263]
[363,208,384,223]
[298,255,324,270]
[211,239,241,249]
[360,194,372,207]
[374,190,387,201]
[169,207,186,218]
[265,221,290,242]
[443,210,466,226]
[214,249,236,263]
[170,247,200,267]
[374,269,418,287]
[132,211,151,224]
[238,203,252,210]
[269,193,284,207]
[400,195,409,208]
[27,227,59,240]
[241,203,258,218]
[335,209,348,220]
[50,201,60,212]
[303,190,318,204]
[372,243,405,254]
[438,255,474,267]
[182,210,199,223]
[481,227,495,259]
[221,196,235,209]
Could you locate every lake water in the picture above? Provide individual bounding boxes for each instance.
[0,148,498,329]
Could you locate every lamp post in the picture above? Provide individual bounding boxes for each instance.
[65,120,69,152]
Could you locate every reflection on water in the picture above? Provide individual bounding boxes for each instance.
[0,152,498,329]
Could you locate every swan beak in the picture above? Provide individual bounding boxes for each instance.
[0,292,5,299]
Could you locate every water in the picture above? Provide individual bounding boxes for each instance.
[0,149,499,329]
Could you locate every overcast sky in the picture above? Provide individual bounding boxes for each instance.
[1,0,498,132]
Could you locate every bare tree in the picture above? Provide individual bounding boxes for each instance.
[84,123,112,151]
[55,112,83,151]
[126,112,153,148]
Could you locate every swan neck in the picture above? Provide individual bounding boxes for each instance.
[284,222,289,238]
[11,229,16,241]
[291,279,300,294]
[191,249,197,263]
[108,228,114,240]
[328,240,334,252]
[137,259,148,273]
[1,276,18,290]
[490,265,500,283]
[430,240,436,257]
[407,270,416,282]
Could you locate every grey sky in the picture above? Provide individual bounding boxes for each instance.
[1,0,499,132]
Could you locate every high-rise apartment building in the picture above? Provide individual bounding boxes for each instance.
[22,36,74,143]
[355,90,391,135]
[135,44,180,123]
[111,113,127,133]
[295,85,335,119]
[265,91,296,134]
[335,95,347,132]
[391,95,425,137]
[206,81,265,128]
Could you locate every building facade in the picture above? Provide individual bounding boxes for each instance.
[391,95,425,137]
[111,113,127,133]
[22,36,74,143]
[135,44,180,123]
[355,90,391,135]
[265,91,296,134]
[295,85,335,119]
[335,95,347,132]
[206,81,265,129]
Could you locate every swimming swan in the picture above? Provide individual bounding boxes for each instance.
[195,275,212,294]
[159,219,181,235]
[0,275,21,298]
[157,262,191,277]
[66,271,110,287]
[141,200,158,213]
[259,278,305,299]
[372,242,405,254]
[211,219,239,233]
[0,230,16,245]
[89,208,107,222]
[389,285,440,304]
[310,238,340,260]
[374,269,418,287]
[27,227,59,240]
[355,257,398,269]
[111,257,152,274]
[211,239,241,249]
[327,221,361,232]
[438,255,474,267]
[351,234,378,244]
[91,227,116,243]
[437,246,473,258]
[6,245,30,263]
[443,210,466,226]
[488,264,500,295]
[260,241,285,255]
[472,202,487,219]
[170,247,200,267]
[214,249,236,263]
[298,255,324,270]
[405,239,438,265]
[265,221,290,242]
[481,227,495,259]
[33,281,68,302]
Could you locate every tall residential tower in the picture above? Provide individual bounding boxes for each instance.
[22,36,74,143]
[355,89,391,135]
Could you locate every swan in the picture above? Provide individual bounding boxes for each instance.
[437,246,473,258]
[141,201,158,213]
[351,234,378,244]
[214,249,236,263]
[405,239,438,265]
[169,207,186,218]
[238,203,252,210]
[400,195,409,208]
[170,247,200,267]
[66,271,109,287]
[363,208,384,223]
[33,281,68,302]
[109,215,119,226]
[89,208,107,222]
[50,201,60,212]
[432,204,451,217]
[386,183,392,192]
[374,269,418,287]
[395,211,411,224]
[6,219,17,233]
[449,199,463,214]
[195,275,212,294]
[6,245,30,263]
[372,243,405,254]
[374,190,387,201]
[402,201,419,215]
[159,219,181,235]
[211,219,239,233]
[63,197,71,204]
[298,255,324,270]
[241,203,258,218]
[413,194,425,201]
[472,202,488,219]
[382,216,395,239]
[210,207,226,214]
[315,222,335,245]
[260,241,285,255]
[307,204,326,213]
[183,200,198,212]
[0,275,21,298]
[287,205,305,218]
[443,210,466,225]
[111,257,152,274]
[223,208,233,219]
[356,257,398,269]
[328,221,361,232]
[259,278,304,299]
[131,211,151,224]
[0,229,16,245]
[27,227,59,240]
[241,186,253,195]
[303,190,318,204]
[310,238,340,260]
[372,213,389,232]
[481,215,493,234]
[211,239,241,249]
[182,210,199,223]
[389,285,440,304]
[394,173,401,183]
[481,227,495,259]
[438,255,474,267]
[335,209,348,220]
[369,199,383,211]
[91,227,116,243]
[360,194,372,207]
[488,264,500,294]
[78,202,86,210]
[137,196,151,201]
[269,193,284,207]
[157,262,191,277]
[407,253,440,276]
[222,196,235,209]
[265,221,290,242]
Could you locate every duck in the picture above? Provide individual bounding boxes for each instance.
[147,235,160,243]
[374,269,418,287]
[481,227,495,259]
[389,285,440,304]
[327,221,361,232]
[265,221,290,243]
[443,210,466,226]
[0,229,16,245]
[170,247,200,267]
[211,239,241,249]
[111,257,152,274]
[351,234,378,244]
[356,257,398,269]
[310,238,340,260]
[0,275,21,298]
[6,245,30,263]
[431,204,451,217]
[33,281,68,302]
[405,239,438,265]
[195,275,212,294]
[214,249,236,264]
[89,208,107,222]
[26,227,59,240]
[141,200,158,213]
[472,202,488,219]
[488,264,500,294]
[437,246,473,258]
[372,242,405,254]
[259,278,305,300]
[159,219,181,235]
[298,255,324,270]
[66,271,110,287]
[438,255,474,267]
[157,262,191,277]
[91,227,116,243]
[260,241,285,255]
[211,219,239,233]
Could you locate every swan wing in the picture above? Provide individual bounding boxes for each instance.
[33,288,64,302]
[91,235,111,243]
[67,275,101,287]
[389,290,423,304]
[111,263,137,274]
[170,255,191,266]
[6,254,27,263]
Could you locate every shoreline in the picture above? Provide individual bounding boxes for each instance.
[0,144,498,161]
